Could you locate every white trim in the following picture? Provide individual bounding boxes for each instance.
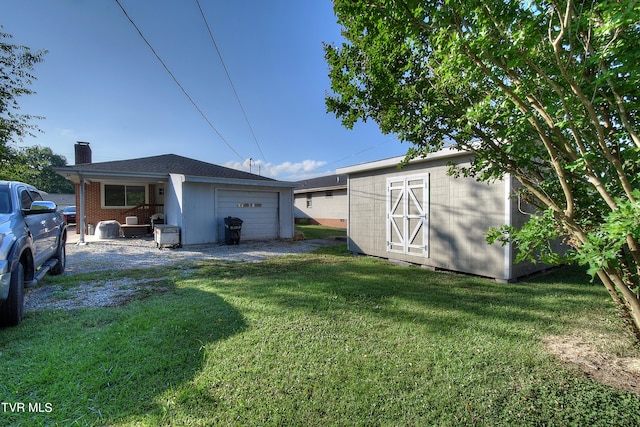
[180,174,296,188]
[504,173,513,281]
[337,147,468,175]
[386,173,429,257]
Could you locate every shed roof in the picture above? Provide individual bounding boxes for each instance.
[336,147,469,175]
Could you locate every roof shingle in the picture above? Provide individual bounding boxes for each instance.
[62,154,275,181]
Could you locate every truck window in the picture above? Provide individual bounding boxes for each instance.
[20,190,34,210]
[0,188,11,213]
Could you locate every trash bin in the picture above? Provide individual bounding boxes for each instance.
[224,216,243,245]
[154,225,180,249]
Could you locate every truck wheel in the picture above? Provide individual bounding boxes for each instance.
[50,235,66,276]
[0,262,25,326]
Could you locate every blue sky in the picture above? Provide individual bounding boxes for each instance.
[3,0,406,181]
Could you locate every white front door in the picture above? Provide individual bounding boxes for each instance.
[387,174,429,257]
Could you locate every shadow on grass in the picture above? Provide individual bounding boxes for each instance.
[0,247,619,425]
[0,284,247,425]
[198,248,609,341]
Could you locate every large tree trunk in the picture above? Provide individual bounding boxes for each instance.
[599,268,640,337]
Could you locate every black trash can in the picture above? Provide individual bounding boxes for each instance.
[224,216,243,245]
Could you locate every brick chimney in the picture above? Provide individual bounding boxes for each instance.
[74,142,92,165]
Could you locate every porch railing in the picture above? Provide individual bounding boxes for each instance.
[123,204,164,225]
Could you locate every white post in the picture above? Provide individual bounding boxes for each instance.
[78,175,87,245]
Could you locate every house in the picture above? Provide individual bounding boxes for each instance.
[294,174,348,228]
[47,193,75,209]
[337,147,559,282]
[56,142,296,245]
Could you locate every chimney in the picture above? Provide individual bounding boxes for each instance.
[74,142,92,165]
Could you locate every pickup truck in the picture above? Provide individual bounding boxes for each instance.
[0,181,67,326]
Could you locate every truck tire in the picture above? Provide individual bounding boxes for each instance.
[50,235,66,276]
[0,262,25,326]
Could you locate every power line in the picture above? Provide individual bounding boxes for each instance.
[114,0,245,162]
[194,0,271,174]
[316,137,398,171]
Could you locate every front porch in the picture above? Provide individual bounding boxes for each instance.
[120,203,165,237]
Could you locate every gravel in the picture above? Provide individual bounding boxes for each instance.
[24,235,344,312]
[64,235,341,275]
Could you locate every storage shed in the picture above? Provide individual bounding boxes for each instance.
[337,148,554,282]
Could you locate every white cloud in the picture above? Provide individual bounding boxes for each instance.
[57,128,78,138]
[224,159,331,181]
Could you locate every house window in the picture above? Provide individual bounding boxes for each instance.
[306,194,312,208]
[104,184,146,207]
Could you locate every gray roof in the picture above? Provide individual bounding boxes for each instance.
[295,174,347,191]
[58,154,275,182]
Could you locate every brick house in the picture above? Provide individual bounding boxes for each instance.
[56,143,295,245]
[294,174,347,228]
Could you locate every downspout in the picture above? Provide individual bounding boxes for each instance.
[78,174,87,245]
[346,175,351,251]
[503,173,513,281]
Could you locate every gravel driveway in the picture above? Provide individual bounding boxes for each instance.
[64,234,343,275]
[24,233,344,312]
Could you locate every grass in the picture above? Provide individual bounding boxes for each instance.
[1,244,639,426]
[295,224,346,240]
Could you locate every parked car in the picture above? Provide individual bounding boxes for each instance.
[62,205,76,224]
[0,181,67,326]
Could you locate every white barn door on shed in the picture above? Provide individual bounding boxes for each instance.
[386,174,429,257]
[217,190,279,241]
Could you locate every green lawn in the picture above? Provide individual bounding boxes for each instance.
[295,224,347,240]
[1,245,639,426]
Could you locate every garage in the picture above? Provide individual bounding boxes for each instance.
[216,190,279,242]
[57,150,295,246]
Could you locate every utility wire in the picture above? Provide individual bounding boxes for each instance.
[114,0,245,162]
[195,0,271,175]
[315,137,398,171]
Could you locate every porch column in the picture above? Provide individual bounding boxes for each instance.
[78,175,86,245]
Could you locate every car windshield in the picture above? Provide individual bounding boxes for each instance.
[0,187,12,214]
[63,206,76,213]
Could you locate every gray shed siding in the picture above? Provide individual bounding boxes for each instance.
[347,155,507,279]
[342,151,557,281]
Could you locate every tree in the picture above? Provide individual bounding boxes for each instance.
[0,28,46,158]
[0,145,74,193]
[325,1,640,333]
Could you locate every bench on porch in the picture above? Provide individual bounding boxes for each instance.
[121,204,164,238]
[121,224,151,238]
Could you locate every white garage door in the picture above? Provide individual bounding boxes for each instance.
[217,190,279,241]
